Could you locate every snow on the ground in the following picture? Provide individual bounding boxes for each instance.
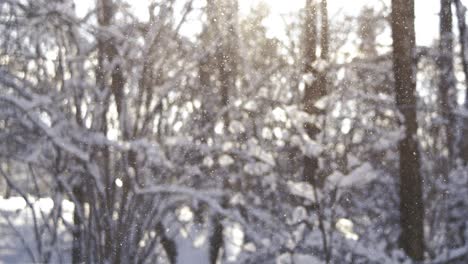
[0,197,246,264]
[0,196,74,263]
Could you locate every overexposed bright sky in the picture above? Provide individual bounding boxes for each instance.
[75,0,454,46]
[239,0,440,46]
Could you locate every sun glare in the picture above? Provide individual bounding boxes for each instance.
[75,0,438,45]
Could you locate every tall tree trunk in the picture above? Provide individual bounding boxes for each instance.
[216,0,238,129]
[454,0,468,163]
[302,0,317,75]
[209,1,238,263]
[96,0,116,261]
[199,0,216,135]
[302,0,330,262]
[438,0,456,163]
[72,186,84,264]
[391,0,424,260]
[320,0,328,61]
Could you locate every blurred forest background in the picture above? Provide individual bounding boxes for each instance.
[1,0,468,263]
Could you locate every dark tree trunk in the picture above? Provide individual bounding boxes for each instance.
[3,162,11,199]
[302,0,330,262]
[72,186,84,264]
[209,1,239,263]
[438,0,456,162]
[96,0,116,261]
[156,223,177,264]
[454,0,468,163]
[302,0,317,75]
[391,0,424,260]
[209,216,224,264]
[199,24,214,132]
[216,0,238,129]
[320,0,328,60]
